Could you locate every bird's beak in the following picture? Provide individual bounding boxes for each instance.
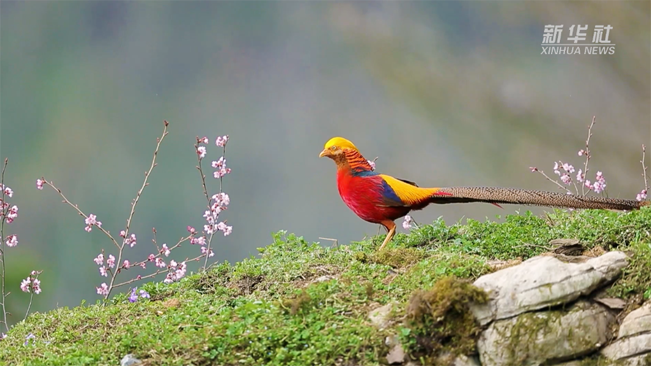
[319,149,329,158]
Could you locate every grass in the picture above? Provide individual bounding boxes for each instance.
[1,207,650,365]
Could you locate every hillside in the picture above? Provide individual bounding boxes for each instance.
[1,208,650,366]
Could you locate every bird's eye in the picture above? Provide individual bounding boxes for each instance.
[330,146,337,151]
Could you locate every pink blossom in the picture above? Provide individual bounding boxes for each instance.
[212,192,230,207]
[636,189,647,201]
[99,267,108,277]
[147,254,155,262]
[368,160,376,170]
[191,236,206,245]
[2,186,13,198]
[175,261,187,279]
[6,205,18,223]
[553,162,560,175]
[122,260,131,269]
[562,163,575,173]
[212,157,231,178]
[593,181,606,194]
[20,273,42,294]
[197,146,207,159]
[164,261,188,283]
[36,179,44,190]
[576,169,584,182]
[5,234,18,247]
[120,230,126,238]
[560,174,571,185]
[402,215,414,230]
[84,214,102,232]
[201,246,214,257]
[93,253,104,266]
[216,222,232,236]
[529,167,538,172]
[155,257,166,268]
[20,278,30,293]
[96,283,109,296]
[209,203,222,216]
[161,244,170,257]
[198,136,209,144]
[204,209,217,224]
[213,167,231,179]
[215,135,229,147]
[31,279,41,294]
[591,172,606,193]
[212,157,225,169]
[578,149,585,156]
[123,233,137,247]
[107,255,116,268]
[187,226,196,234]
[595,171,605,183]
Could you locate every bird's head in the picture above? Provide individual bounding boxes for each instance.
[319,137,359,164]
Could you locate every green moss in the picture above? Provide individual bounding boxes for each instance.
[400,276,488,361]
[369,247,427,268]
[280,289,312,315]
[608,240,651,298]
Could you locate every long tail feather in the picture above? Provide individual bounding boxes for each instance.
[430,187,649,211]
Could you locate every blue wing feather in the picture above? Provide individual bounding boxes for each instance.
[379,178,406,207]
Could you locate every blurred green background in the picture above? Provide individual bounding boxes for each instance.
[1,1,649,325]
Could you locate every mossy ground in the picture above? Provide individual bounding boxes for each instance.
[1,208,650,365]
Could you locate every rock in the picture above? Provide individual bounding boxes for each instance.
[368,302,396,329]
[120,354,142,366]
[386,343,405,365]
[549,238,580,246]
[615,301,651,339]
[594,297,627,310]
[602,301,651,361]
[312,275,336,283]
[453,354,480,366]
[477,301,615,366]
[549,361,584,366]
[470,251,628,325]
[550,238,583,256]
[486,258,522,271]
[385,334,400,347]
[616,354,651,366]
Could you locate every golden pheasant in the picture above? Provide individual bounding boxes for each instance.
[319,137,649,250]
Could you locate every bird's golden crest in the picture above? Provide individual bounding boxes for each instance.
[323,137,358,152]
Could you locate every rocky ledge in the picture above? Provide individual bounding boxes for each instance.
[370,248,651,366]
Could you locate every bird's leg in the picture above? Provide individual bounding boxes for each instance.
[378,220,396,251]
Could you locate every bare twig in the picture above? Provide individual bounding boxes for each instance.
[108,121,170,298]
[112,233,192,288]
[0,158,8,332]
[319,237,339,247]
[533,169,570,193]
[195,149,211,209]
[200,142,228,269]
[23,271,42,321]
[641,144,648,192]
[580,116,596,196]
[41,180,120,249]
[43,121,173,299]
[123,120,169,240]
[195,149,216,270]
